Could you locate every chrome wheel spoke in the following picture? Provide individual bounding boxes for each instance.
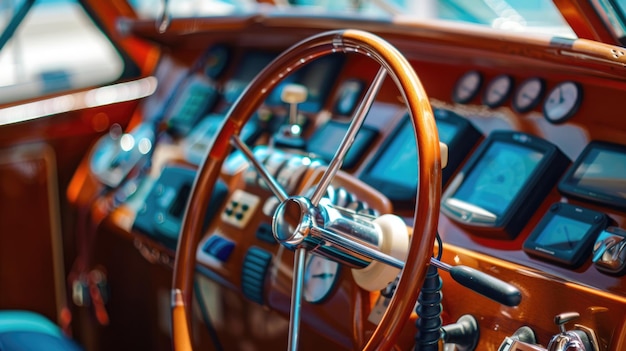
[231,135,288,202]
[288,246,307,351]
[232,134,307,350]
[310,67,387,206]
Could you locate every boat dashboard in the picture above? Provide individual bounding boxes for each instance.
[68,15,626,351]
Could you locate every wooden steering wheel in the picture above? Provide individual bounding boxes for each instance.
[172,29,442,350]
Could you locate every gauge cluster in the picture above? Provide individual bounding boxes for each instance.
[453,71,583,124]
[446,70,626,275]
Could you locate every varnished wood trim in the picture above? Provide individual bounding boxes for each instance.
[171,289,192,351]
[0,144,67,325]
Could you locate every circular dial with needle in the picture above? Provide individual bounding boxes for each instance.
[543,81,582,123]
[303,253,340,303]
[483,74,514,108]
[452,71,482,104]
[513,77,544,113]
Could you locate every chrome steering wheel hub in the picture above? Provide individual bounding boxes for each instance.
[273,196,318,249]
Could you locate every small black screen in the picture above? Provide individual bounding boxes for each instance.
[523,202,608,267]
[559,141,626,210]
[570,148,626,199]
[233,52,276,82]
[533,214,591,251]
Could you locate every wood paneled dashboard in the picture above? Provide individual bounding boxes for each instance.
[70,15,626,350]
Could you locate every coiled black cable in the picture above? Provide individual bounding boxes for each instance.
[414,232,444,350]
[414,264,443,350]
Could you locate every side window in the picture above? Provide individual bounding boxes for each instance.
[0,0,125,104]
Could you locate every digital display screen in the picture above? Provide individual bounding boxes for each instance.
[559,141,626,210]
[443,131,570,238]
[225,52,343,112]
[307,120,377,169]
[296,56,341,112]
[533,215,591,251]
[366,122,417,189]
[437,119,460,144]
[360,110,482,206]
[224,52,276,104]
[233,52,276,82]
[523,202,608,267]
[365,119,459,189]
[452,141,543,216]
[570,148,626,199]
[268,55,344,112]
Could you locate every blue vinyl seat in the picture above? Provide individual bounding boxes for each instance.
[0,311,82,351]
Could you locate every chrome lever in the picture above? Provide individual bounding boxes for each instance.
[593,226,626,274]
[547,312,600,351]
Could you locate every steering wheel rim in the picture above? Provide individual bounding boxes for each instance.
[172,29,441,351]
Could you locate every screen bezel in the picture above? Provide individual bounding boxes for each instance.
[523,202,608,267]
[359,109,481,207]
[558,141,626,211]
[441,131,569,238]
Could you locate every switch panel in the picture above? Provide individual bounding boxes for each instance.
[221,189,260,228]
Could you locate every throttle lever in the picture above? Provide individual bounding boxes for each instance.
[547,312,600,351]
[430,257,522,307]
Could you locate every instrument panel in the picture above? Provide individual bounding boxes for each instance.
[109,45,626,284]
[66,18,626,351]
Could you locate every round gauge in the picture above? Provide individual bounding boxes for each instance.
[543,81,582,124]
[452,71,482,104]
[303,254,340,303]
[203,45,230,79]
[512,77,545,113]
[483,74,514,108]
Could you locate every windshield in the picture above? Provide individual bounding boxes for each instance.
[0,0,125,104]
[128,0,576,38]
